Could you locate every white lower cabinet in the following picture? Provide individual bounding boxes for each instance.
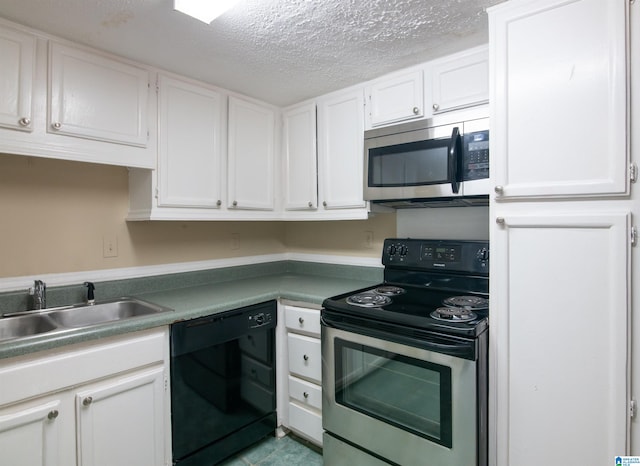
[0,394,68,466]
[279,304,323,446]
[76,366,166,466]
[0,328,170,466]
[490,209,630,465]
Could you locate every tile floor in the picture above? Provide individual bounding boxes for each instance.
[220,434,322,466]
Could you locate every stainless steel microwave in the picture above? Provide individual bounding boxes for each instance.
[363,117,489,207]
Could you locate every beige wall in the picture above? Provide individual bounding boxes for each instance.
[0,154,395,278]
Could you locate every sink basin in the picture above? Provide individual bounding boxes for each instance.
[0,297,173,343]
[0,314,58,342]
[47,298,172,328]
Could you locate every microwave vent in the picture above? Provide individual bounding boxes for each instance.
[371,195,489,210]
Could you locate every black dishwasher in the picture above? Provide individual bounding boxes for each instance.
[170,300,277,466]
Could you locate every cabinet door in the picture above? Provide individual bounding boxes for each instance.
[366,69,424,127]
[158,75,224,208]
[0,397,65,466]
[317,89,366,210]
[49,42,149,147]
[76,366,166,466]
[283,102,317,210]
[490,0,628,198]
[491,210,630,465]
[0,25,35,132]
[227,96,276,210]
[431,47,488,114]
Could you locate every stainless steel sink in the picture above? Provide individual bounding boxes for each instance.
[0,314,58,342]
[47,298,171,328]
[0,297,173,342]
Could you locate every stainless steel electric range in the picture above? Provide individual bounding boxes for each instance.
[321,238,489,466]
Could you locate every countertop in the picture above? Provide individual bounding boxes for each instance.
[0,271,379,360]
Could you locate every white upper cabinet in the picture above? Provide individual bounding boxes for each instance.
[317,88,367,214]
[49,42,149,147]
[366,69,424,128]
[283,101,317,211]
[0,25,35,132]
[0,20,155,169]
[157,75,224,209]
[227,96,276,210]
[430,46,488,114]
[490,0,628,199]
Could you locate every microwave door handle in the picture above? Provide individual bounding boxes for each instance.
[449,127,461,194]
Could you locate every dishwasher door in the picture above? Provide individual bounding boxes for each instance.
[171,300,277,466]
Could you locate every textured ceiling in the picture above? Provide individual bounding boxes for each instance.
[0,0,505,106]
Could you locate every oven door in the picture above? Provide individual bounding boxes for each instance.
[322,319,482,466]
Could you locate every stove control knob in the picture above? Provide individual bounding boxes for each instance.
[399,245,408,256]
[387,244,397,256]
[476,248,489,262]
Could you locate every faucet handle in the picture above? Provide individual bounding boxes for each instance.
[84,282,96,304]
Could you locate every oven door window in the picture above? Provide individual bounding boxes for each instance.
[334,338,452,448]
[368,138,451,187]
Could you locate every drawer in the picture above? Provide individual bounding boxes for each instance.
[289,402,323,446]
[284,306,320,337]
[288,375,322,411]
[287,333,321,384]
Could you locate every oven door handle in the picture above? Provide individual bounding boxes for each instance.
[322,315,476,360]
[448,126,461,194]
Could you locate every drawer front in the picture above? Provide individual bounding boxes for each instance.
[289,402,323,446]
[284,306,320,337]
[287,334,321,384]
[288,375,322,411]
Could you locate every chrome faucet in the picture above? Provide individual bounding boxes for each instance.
[30,280,46,310]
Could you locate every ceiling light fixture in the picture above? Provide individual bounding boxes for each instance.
[173,0,242,23]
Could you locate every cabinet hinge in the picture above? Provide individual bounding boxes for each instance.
[164,376,168,392]
[155,187,159,199]
[630,163,638,183]
[630,399,637,419]
[631,226,638,247]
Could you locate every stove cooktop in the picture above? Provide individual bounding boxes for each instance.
[323,283,488,338]
[322,238,490,339]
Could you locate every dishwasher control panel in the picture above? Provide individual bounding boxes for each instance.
[248,311,274,329]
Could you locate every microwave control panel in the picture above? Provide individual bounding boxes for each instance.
[462,130,489,181]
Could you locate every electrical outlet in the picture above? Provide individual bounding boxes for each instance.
[364,231,374,249]
[231,233,240,250]
[103,234,118,258]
